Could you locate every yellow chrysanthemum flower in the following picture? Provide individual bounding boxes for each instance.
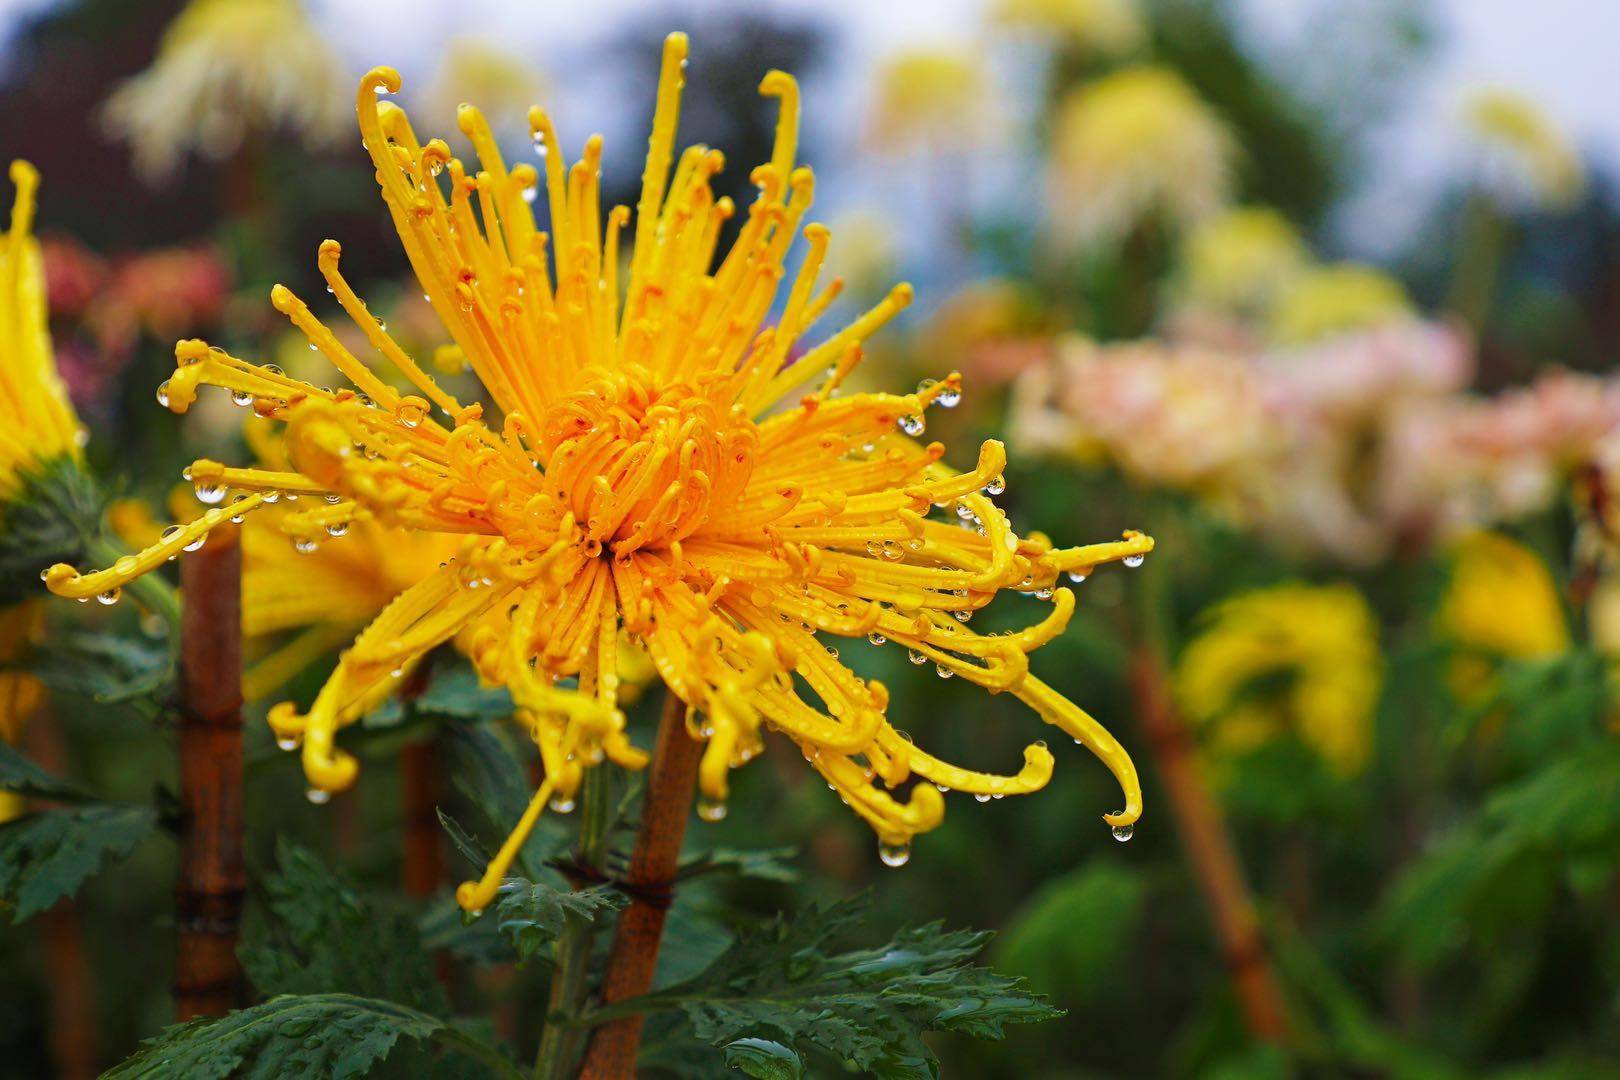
[102,0,349,179]
[1440,531,1569,662]
[991,0,1146,58]
[1461,88,1585,212]
[1267,263,1412,346]
[1177,206,1308,316]
[867,49,994,152]
[1175,583,1382,776]
[47,35,1152,911]
[1048,65,1235,247]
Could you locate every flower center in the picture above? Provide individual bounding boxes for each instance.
[536,365,757,554]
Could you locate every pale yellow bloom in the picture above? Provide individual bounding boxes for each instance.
[1462,88,1585,212]
[421,38,546,138]
[1439,531,1569,661]
[991,0,1145,58]
[1267,263,1411,346]
[867,49,994,152]
[102,0,349,179]
[1177,206,1308,316]
[1176,583,1382,776]
[1048,65,1235,246]
[49,36,1152,911]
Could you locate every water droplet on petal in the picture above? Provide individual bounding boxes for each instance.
[1067,570,1089,584]
[548,795,576,814]
[325,522,349,538]
[1123,554,1145,569]
[983,474,1005,496]
[868,632,886,645]
[898,414,925,437]
[155,381,170,408]
[1111,823,1134,842]
[96,588,121,606]
[974,793,992,803]
[276,736,299,751]
[194,482,227,505]
[697,796,728,823]
[306,788,331,805]
[908,650,927,665]
[878,841,911,868]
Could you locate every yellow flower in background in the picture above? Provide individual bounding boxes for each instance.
[48,35,1152,911]
[868,49,994,152]
[991,0,1146,58]
[1176,583,1382,776]
[1177,206,1308,316]
[1267,263,1412,346]
[1461,88,1585,212]
[102,0,348,180]
[1048,65,1235,247]
[0,162,84,488]
[422,37,547,138]
[1440,531,1569,662]
[820,209,899,304]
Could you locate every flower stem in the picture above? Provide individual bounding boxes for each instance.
[577,689,701,1079]
[1129,554,1290,1044]
[172,524,245,1020]
[533,763,613,1079]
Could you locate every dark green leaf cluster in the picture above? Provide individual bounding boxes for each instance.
[0,456,103,607]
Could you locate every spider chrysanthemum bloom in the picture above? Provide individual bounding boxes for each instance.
[1176,206,1308,318]
[1176,583,1382,777]
[47,35,1151,911]
[1047,65,1235,248]
[102,0,349,180]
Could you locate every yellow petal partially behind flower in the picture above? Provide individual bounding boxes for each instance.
[0,162,83,492]
[1048,65,1235,248]
[49,35,1151,912]
[1462,88,1585,213]
[1176,583,1382,776]
[102,0,349,180]
[1267,263,1411,346]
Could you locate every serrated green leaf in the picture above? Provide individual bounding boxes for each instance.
[415,665,515,723]
[238,839,448,1014]
[26,629,171,704]
[615,894,1061,1076]
[436,808,492,870]
[102,993,483,1080]
[0,742,89,801]
[0,804,156,921]
[723,1037,804,1079]
[493,877,624,961]
[677,846,799,884]
[996,860,1145,1001]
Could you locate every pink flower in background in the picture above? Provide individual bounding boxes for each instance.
[40,235,108,319]
[96,245,230,348]
[1259,320,1473,425]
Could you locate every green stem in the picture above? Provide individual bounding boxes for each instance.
[1446,189,1508,333]
[86,534,181,643]
[533,766,613,1080]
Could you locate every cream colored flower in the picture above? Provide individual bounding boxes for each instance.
[102,0,349,179]
[1047,65,1235,247]
[421,37,546,138]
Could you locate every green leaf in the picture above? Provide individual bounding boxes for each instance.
[101,993,495,1080]
[723,1037,804,1079]
[26,629,171,704]
[0,742,90,802]
[615,894,1061,1077]
[0,457,102,607]
[415,665,516,723]
[996,860,1146,1001]
[493,876,625,961]
[0,804,156,921]
[677,846,799,884]
[238,839,448,1014]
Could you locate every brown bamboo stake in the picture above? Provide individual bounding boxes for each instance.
[578,691,702,1079]
[399,664,442,899]
[173,524,245,1021]
[1129,648,1290,1042]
